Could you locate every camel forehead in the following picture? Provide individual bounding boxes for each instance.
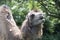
[0,5,10,12]
[0,4,9,9]
[28,10,45,16]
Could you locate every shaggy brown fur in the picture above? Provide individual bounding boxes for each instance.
[21,10,45,40]
[0,5,22,40]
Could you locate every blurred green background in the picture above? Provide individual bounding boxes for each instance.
[0,0,60,40]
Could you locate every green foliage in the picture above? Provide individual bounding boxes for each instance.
[0,0,60,40]
[42,32,60,40]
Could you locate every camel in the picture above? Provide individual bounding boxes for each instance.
[21,9,45,40]
[0,5,22,40]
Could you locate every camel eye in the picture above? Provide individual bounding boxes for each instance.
[7,13,11,19]
[3,5,9,9]
[30,14,35,18]
[30,14,35,20]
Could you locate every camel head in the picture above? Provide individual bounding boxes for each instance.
[26,10,45,26]
[0,4,12,19]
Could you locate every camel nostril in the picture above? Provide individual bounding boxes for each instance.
[39,16,43,19]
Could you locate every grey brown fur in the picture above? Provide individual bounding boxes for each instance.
[21,10,45,40]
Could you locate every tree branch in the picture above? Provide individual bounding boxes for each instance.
[40,1,60,19]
